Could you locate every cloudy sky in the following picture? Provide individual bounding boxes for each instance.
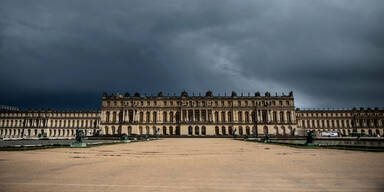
[0,0,383,110]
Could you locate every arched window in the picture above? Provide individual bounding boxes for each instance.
[245,111,249,122]
[146,112,150,122]
[163,126,167,135]
[228,126,233,135]
[140,112,144,122]
[228,112,232,122]
[176,126,180,135]
[128,110,134,122]
[128,126,132,135]
[195,126,199,135]
[188,110,193,121]
[273,112,277,122]
[215,126,219,135]
[146,126,150,134]
[170,112,174,122]
[202,126,206,135]
[153,112,157,122]
[169,126,173,135]
[215,111,219,122]
[163,112,167,122]
[117,126,122,135]
[175,112,180,122]
[221,111,226,122]
[239,126,243,135]
[222,126,226,135]
[280,112,285,122]
[113,112,116,122]
[111,126,115,135]
[238,111,243,122]
[251,111,256,122]
[105,126,109,135]
[287,112,291,123]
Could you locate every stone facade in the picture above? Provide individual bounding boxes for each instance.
[0,91,383,138]
[296,107,384,136]
[100,91,296,137]
[0,109,99,139]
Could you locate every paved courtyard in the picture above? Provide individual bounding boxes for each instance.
[0,138,383,192]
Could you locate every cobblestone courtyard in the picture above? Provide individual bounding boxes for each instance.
[0,138,383,192]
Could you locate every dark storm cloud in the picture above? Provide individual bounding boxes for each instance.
[0,0,383,109]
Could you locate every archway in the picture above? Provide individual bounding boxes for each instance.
[128,126,132,135]
[118,126,122,135]
[195,126,199,135]
[105,126,109,135]
[188,126,193,135]
[163,126,167,135]
[169,126,173,135]
[222,126,226,135]
[201,126,206,135]
[215,126,219,135]
[111,126,116,135]
[228,126,233,135]
[239,126,243,135]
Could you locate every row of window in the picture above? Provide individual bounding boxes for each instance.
[104,99,292,107]
[299,112,384,118]
[302,119,384,129]
[0,119,97,128]
[104,110,293,123]
[0,128,93,137]
[0,113,97,118]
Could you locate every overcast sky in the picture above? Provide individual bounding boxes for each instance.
[0,0,383,110]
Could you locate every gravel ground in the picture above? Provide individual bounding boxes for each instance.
[0,138,383,192]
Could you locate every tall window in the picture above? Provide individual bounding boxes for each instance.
[262,110,267,123]
[163,112,167,122]
[215,111,219,122]
[140,112,144,122]
[113,112,116,122]
[273,112,277,122]
[280,112,284,122]
[221,111,226,122]
[287,112,291,123]
[170,112,174,122]
[153,112,157,122]
[106,111,110,122]
[146,112,150,122]
[238,111,243,122]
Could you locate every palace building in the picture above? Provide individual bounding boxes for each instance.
[0,91,383,138]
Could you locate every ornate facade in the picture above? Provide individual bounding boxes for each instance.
[0,91,383,138]
[296,107,384,136]
[0,109,99,138]
[100,91,296,137]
